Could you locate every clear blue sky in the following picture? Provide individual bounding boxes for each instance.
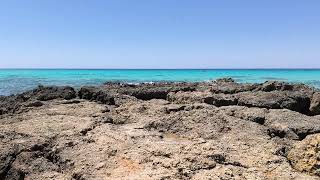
[0,0,319,69]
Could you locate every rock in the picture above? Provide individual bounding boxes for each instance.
[0,96,22,115]
[204,94,238,107]
[78,86,115,105]
[26,101,44,107]
[260,81,293,92]
[288,134,320,176]
[165,105,186,113]
[210,80,258,94]
[116,82,197,100]
[230,107,267,124]
[0,86,76,115]
[31,86,77,101]
[310,92,320,115]
[236,91,311,114]
[265,109,320,140]
[61,99,81,104]
[167,91,211,104]
[214,78,236,83]
[1,80,320,179]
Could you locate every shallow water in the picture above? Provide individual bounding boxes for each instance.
[0,69,320,95]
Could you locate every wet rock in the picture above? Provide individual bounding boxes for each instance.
[288,134,320,176]
[310,92,320,115]
[214,78,236,83]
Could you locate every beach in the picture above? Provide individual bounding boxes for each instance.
[1,78,320,179]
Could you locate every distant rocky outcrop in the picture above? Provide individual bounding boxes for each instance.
[0,85,76,115]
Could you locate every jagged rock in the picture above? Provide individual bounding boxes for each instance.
[114,82,197,100]
[228,107,268,124]
[30,86,76,101]
[1,81,320,179]
[0,86,76,115]
[260,81,293,92]
[210,80,258,94]
[214,78,236,83]
[265,109,320,140]
[167,91,211,104]
[288,134,320,176]
[78,86,115,105]
[236,91,311,114]
[310,92,320,115]
[203,94,238,107]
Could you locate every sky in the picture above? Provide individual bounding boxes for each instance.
[0,0,320,69]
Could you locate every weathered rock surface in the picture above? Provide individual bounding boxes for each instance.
[78,86,115,105]
[310,92,320,115]
[1,79,320,179]
[288,134,320,176]
[0,86,76,115]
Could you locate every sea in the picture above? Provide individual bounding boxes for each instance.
[0,69,320,96]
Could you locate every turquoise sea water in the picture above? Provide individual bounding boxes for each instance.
[0,69,320,96]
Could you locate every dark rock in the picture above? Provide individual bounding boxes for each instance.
[211,79,258,94]
[265,109,320,140]
[78,86,115,105]
[208,154,226,163]
[32,86,76,101]
[260,81,293,92]
[236,91,311,114]
[61,100,81,104]
[204,94,238,107]
[310,92,320,115]
[26,101,44,107]
[0,86,76,116]
[104,82,197,100]
[230,107,267,125]
[0,146,21,180]
[214,78,235,83]
[129,87,169,100]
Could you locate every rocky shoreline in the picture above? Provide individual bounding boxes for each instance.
[1,78,320,179]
